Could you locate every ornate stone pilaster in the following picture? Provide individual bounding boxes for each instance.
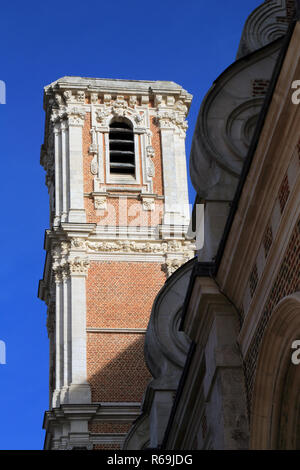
[66,107,86,223]
[51,241,91,406]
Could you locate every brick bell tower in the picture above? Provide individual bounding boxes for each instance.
[38,77,195,450]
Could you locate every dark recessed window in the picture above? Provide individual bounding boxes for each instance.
[109,120,135,176]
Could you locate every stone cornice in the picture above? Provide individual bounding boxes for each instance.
[38,229,195,299]
[44,76,192,104]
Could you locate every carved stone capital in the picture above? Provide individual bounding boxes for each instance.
[66,106,86,126]
[52,260,69,283]
[156,109,188,136]
[69,257,90,275]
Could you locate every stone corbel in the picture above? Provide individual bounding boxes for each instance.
[103,94,111,103]
[129,95,138,108]
[90,92,98,104]
[154,94,163,107]
[166,95,175,107]
[141,95,149,105]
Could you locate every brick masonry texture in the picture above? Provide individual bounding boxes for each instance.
[89,422,131,434]
[87,333,152,402]
[94,444,121,450]
[252,79,270,96]
[244,217,300,411]
[86,261,165,403]
[87,261,166,329]
[89,421,131,448]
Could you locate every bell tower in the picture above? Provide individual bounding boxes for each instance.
[38,77,194,450]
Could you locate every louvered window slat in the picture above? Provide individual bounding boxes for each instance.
[109,121,135,175]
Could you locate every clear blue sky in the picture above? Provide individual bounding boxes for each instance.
[0,0,262,450]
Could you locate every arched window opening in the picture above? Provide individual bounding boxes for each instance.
[109,120,135,176]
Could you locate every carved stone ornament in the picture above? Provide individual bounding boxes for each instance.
[70,238,195,256]
[95,97,144,127]
[52,260,69,282]
[51,241,89,280]
[50,106,86,127]
[156,109,188,136]
[94,196,107,210]
[163,257,189,277]
[90,93,98,104]
[90,155,98,175]
[146,145,155,178]
[63,90,73,103]
[142,196,155,211]
[76,90,85,103]
[69,257,90,275]
[66,107,86,126]
[95,108,111,125]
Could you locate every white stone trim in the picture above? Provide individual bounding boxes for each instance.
[68,123,86,223]
[88,253,165,263]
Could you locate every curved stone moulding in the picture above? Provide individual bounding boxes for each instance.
[189,39,283,199]
[237,0,290,59]
[123,258,195,450]
[144,259,194,378]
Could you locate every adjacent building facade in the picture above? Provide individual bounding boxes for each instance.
[125,0,300,450]
[38,78,195,449]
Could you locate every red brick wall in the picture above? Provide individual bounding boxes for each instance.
[87,261,166,329]
[245,217,300,410]
[86,261,165,402]
[252,79,270,97]
[94,444,121,450]
[89,422,131,433]
[87,333,151,402]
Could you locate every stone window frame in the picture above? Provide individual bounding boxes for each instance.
[106,115,140,185]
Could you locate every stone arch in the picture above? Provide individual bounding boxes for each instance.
[250,292,300,449]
